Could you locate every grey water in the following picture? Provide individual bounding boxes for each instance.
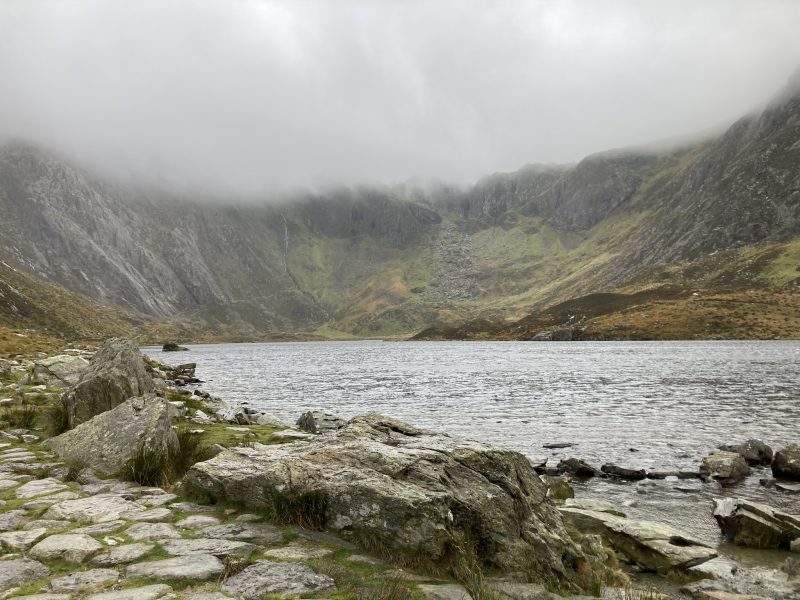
[145,340,800,545]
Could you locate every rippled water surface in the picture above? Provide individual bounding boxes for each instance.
[145,340,800,473]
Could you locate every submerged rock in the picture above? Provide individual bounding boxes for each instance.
[713,498,800,549]
[62,338,155,427]
[773,445,800,481]
[719,439,773,466]
[44,395,178,476]
[700,451,751,485]
[296,411,345,434]
[184,413,586,580]
[601,464,647,480]
[557,458,597,477]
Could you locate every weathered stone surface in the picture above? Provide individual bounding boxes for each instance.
[125,522,181,541]
[91,542,155,566]
[125,554,224,581]
[220,560,335,598]
[418,583,474,599]
[713,498,800,549]
[175,514,220,529]
[486,580,557,599]
[563,498,626,517]
[557,458,597,477]
[198,523,283,544]
[45,495,145,523]
[696,593,771,600]
[0,558,49,591]
[160,538,256,558]
[22,491,81,511]
[45,396,178,476]
[62,338,155,426]
[700,452,751,485]
[15,478,68,498]
[86,584,174,600]
[185,413,584,578]
[719,440,773,466]
[792,538,800,553]
[263,542,333,560]
[122,507,172,522]
[73,520,126,535]
[296,411,345,434]
[601,464,646,480]
[7,594,71,600]
[560,508,717,572]
[0,510,28,532]
[168,501,216,513]
[29,533,103,563]
[47,569,119,592]
[23,520,71,531]
[0,527,48,550]
[32,355,89,387]
[773,445,800,481]
[0,479,20,491]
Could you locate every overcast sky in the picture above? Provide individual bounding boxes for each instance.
[1,0,799,193]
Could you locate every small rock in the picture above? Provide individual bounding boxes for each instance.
[0,511,28,532]
[175,515,221,529]
[160,538,257,558]
[45,495,146,523]
[122,508,172,523]
[296,411,344,434]
[0,558,49,591]
[263,543,333,560]
[773,445,800,481]
[168,502,216,513]
[198,523,283,544]
[700,452,750,485]
[72,520,126,535]
[719,439,773,466]
[0,528,48,551]
[557,457,597,477]
[220,560,335,598]
[23,520,71,531]
[125,523,181,541]
[125,554,224,581]
[47,568,119,592]
[85,584,174,600]
[91,543,155,566]
[29,533,103,563]
[601,464,647,480]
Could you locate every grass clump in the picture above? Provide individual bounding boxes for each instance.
[263,486,328,530]
[173,428,216,475]
[120,444,174,487]
[43,396,71,437]
[0,401,38,429]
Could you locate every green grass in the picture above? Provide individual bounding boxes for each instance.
[262,487,328,530]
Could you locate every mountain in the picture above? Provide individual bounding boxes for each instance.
[1,74,799,343]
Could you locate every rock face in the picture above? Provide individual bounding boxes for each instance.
[560,508,717,573]
[700,452,751,485]
[62,338,155,427]
[719,440,773,466]
[184,413,585,580]
[296,411,345,434]
[45,396,178,475]
[773,445,800,481]
[32,355,90,387]
[713,498,800,549]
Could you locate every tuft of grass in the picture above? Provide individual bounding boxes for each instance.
[173,428,215,477]
[43,396,71,437]
[0,401,38,429]
[263,486,328,530]
[120,444,174,487]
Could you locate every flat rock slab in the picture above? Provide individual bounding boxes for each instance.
[22,491,81,511]
[15,478,69,498]
[183,593,230,600]
[73,520,126,535]
[0,527,48,550]
[122,507,172,522]
[263,543,333,560]
[696,593,772,600]
[221,560,335,598]
[29,533,104,563]
[175,515,221,529]
[7,595,71,600]
[125,522,181,541]
[0,479,20,491]
[0,558,50,591]
[86,584,174,600]
[168,502,216,513]
[138,493,178,507]
[0,510,28,532]
[160,538,257,558]
[91,543,155,566]
[47,568,120,592]
[418,584,474,600]
[199,523,283,544]
[45,495,145,523]
[125,554,224,581]
[24,520,71,531]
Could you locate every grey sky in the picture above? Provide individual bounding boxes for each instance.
[1,0,799,192]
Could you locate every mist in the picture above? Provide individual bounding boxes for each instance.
[2,0,799,194]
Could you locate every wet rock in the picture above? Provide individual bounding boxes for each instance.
[125,522,181,541]
[563,498,626,517]
[296,411,345,434]
[557,458,597,477]
[0,527,48,550]
[700,451,750,485]
[197,523,283,545]
[220,560,335,598]
[159,538,257,558]
[185,413,585,579]
[125,554,224,581]
[713,498,800,549]
[719,439,773,466]
[91,543,155,566]
[45,395,178,476]
[418,583,474,599]
[543,442,575,449]
[773,445,800,481]
[543,476,574,501]
[46,569,119,592]
[601,464,647,480]
[560,508,717,572]
[86,584,173,600]
[29,533,103,563]
[62,338,155,426]
[45,495,145,523]
[31,355,89,387]
[0,558,49,591]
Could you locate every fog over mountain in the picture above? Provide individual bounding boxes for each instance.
[2,0,800,193]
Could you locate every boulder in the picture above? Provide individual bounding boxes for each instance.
[44,395,178,476]
[0,558,49,591]
[184,413,586,580]
[601,464,647,480]
[31,355,90,387]
[700,451,750,485]
[296,411,345,434]
[718,440,773,466]
[62,338,154,427]
[560,508,717,572]
[773,445,800,481]
[125,554,224,581]
[557,458,597,477]
[29,533,103,563]
[713,498,800,549]
[220,560,335,598]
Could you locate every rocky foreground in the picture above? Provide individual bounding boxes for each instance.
[0,339,798,600]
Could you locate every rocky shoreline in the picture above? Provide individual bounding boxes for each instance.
[0,339,797,600]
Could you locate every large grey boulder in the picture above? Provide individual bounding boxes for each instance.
[713,498,800,549]
[44,395,178,476]
[719,439,773,466]
[700,451,751,485]
[62,338,154,427]
[560,507,717,572]
[773,445,800,481]
[184,413,585,580]
[31,355,90,387]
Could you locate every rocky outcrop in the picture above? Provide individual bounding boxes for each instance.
[718,440,773,466]
[296,411,345,434]
[773,445,800,481]
[700,451,750,485]
[713,498,800,549]
[62,338,154,427]
[44,395,178,475]
[184,413,585,580]
[31,355,90,387]
[560,507,717,573]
